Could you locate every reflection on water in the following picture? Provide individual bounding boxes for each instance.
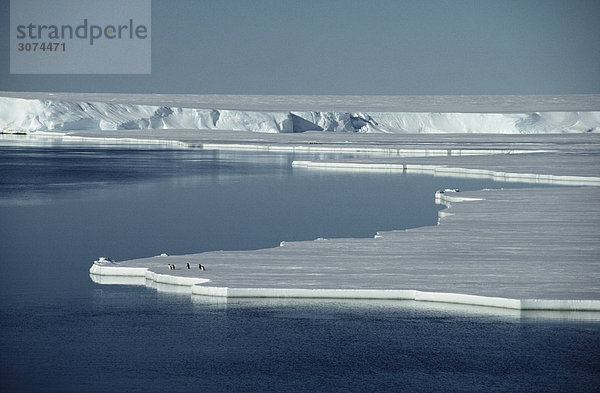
[192,296,600,323]
[0,134,373,207]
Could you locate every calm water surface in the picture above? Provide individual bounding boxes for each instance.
[0,136,598,392]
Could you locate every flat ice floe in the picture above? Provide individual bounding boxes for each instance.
[83,128,600,311]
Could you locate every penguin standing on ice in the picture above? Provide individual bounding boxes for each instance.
[199,264,205,271]
[186,263,190,269]
[168,264,172,270]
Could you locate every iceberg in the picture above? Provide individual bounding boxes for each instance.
[1,94,599,134]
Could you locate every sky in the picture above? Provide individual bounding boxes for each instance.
[0,0,599,95]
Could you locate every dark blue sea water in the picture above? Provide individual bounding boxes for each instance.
[0,135,598,393]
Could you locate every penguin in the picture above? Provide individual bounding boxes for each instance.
[186,263,190,269]
[168,264,172,270]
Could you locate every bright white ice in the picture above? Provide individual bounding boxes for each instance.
[1,93,599,133]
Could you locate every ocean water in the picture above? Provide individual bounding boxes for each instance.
[0,136,598,392]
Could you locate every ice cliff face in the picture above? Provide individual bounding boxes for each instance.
[1,97,598,134]
[0,99,293,133]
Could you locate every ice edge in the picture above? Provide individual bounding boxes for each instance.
[292,161,600,186]
[80,133,599,311]
[89,263,599,311]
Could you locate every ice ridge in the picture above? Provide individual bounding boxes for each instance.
[1,97,599,134]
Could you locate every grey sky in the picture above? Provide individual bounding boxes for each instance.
[1,0,599,95]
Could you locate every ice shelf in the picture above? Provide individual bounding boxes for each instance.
[1,93,599,133]
[82,128,600,311]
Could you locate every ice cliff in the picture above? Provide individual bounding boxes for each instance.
[1,97,598,134]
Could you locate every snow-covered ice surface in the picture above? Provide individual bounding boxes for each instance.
[79,134,599,311]
[3,92,597,311]
[1,92,599,133]
[3,92,600,112]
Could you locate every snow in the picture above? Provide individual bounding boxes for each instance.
[3,92,600,112]
[0,98,294,133]
[1,93,599,133]
[292,161,600,186]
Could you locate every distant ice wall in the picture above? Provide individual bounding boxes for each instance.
[1,97,599,134]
